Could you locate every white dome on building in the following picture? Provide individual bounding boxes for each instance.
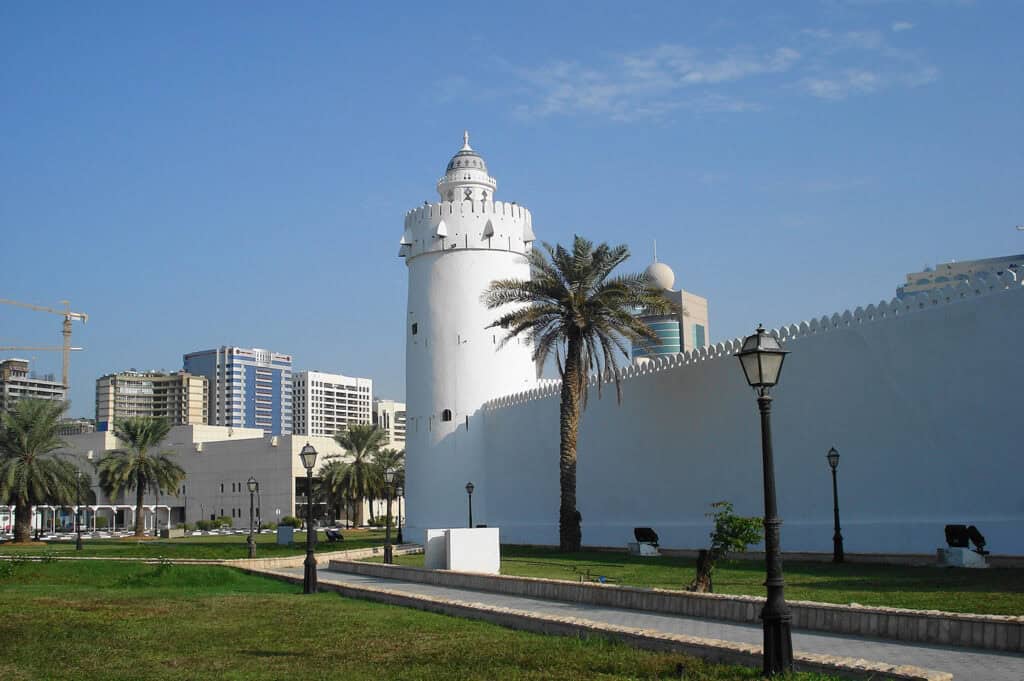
[645,261,675,291]
[437,131,497,203]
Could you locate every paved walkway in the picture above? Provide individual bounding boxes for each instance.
[263,566,1024,680]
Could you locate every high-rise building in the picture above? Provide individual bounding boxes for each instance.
[631,258,709,359]
[292,370,372,437]
[183,347,293,435]
[95,370,208,432]
[372,399,406,450]
[0,358,66,412]
[897,254,1023,298]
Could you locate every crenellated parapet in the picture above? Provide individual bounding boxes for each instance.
[399,199,535,260]
[483,270,1023,411]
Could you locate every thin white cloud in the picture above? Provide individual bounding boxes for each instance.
[798,27,938,100]
[512,45,799,122]
[892,21,915,32]
[482,24,938,121]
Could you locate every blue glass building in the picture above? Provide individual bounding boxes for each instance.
[183,346,293,435]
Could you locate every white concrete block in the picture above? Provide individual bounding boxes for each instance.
[424,528,449,569]
[938,547,988,568]
[446,527,500,574]
[627,542,660,556]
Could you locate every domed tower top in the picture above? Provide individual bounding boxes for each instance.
[645,245,676,291]
[437,131,498,203]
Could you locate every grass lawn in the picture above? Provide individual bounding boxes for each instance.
[0,560,840,681]
[0,528,387,560]
[375,546,1024,616]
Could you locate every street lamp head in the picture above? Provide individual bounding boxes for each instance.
[827,447,840,470]
[247,476,258,493]
[383,468,395,485]
[465,481,474,495]
[736,324,789,390]
[299,443,318,471]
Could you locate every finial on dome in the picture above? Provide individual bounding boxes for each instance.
[462,130,472,151]
[653,240,658,263]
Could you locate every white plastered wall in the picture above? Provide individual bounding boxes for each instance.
[481,279,1024,555]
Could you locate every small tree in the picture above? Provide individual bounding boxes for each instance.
[687,501,763,593]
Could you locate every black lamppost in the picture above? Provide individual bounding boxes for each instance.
[736,324,793,676]
[395,484,404,544]
[155,485,161,538]
[299,443,319,594]
[827,447,844,563]
[247,476,258,559]
[465,481,474,528]
[75,472,84,551]
[383,468,395,564]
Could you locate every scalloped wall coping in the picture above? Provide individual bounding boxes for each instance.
[483,271,1022,411]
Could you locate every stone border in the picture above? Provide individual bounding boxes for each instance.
[329,560,1024,653]
[0,544,422,568]
[253,567,950,681]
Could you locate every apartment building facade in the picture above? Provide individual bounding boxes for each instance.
[292,370,372,437]
[372,398,406,450]
[183,347,293,435]
[95,370,208,431]
[0,358,66,412]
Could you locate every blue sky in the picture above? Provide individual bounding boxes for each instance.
[2,2,1021,418]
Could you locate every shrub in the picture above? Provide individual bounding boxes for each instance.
[195,519,216,531]
[181,522,195,531]
[216,516,234,529]
[369,516,390,527]
[259,521,278,530]
[94,516,109,529]
[687,501,763,593]
[279,515,303,528]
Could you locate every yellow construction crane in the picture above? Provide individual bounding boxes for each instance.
[0,299,88,389]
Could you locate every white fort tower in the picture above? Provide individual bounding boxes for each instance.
[401,132,538,541]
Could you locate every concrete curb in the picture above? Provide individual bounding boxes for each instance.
[252,567,951,681]
[0,544,421,567]
[329,559,1024,653]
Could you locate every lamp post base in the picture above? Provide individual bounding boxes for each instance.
[247,536,256,559]
[303,551,318,594]
[384,544,393,564]
[833,534,845,563]
[762,614,794,676]
[76,534,83,551]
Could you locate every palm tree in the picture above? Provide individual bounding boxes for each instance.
[318,458,349,525]
[483,236,676,551]
[0,399,77,542]
[97,417,185,538]
[332,424,387,525]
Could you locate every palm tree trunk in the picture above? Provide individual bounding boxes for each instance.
[559,334,583,552]
[134,472,146,537]
[14,501,33,543]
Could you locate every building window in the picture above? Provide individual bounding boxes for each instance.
[693,323,706,349]
[441,409,452,422]
[411,323,418,335]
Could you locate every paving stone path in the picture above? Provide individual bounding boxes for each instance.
[264,566,1024,680]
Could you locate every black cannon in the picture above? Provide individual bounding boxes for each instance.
[944,524,989,555]
[633,527,659,547]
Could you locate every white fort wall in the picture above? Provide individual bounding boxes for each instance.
[479,274,1024,555]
